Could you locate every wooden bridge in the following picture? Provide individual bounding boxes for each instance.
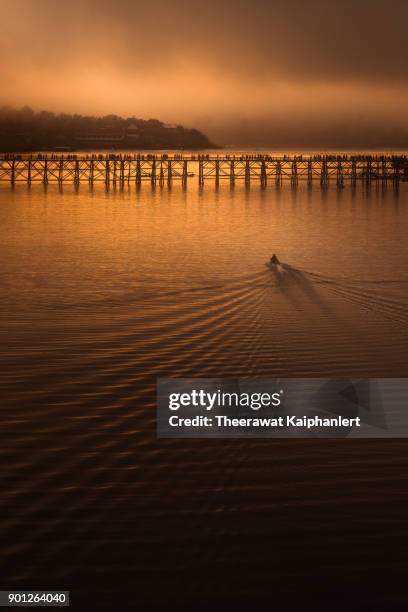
[1,154,407,187]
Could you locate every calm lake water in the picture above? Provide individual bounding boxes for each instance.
[1,177,408,609]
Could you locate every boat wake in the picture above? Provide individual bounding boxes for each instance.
[286,265,408,326]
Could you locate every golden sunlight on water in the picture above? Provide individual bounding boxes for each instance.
[1,181,408,376]
[1,179,408,609]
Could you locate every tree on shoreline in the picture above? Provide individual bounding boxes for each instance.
[0,107,216,151]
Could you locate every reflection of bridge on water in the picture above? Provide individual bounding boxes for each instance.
[1,154,408,187]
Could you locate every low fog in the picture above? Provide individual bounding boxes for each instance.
[1,0,408,147]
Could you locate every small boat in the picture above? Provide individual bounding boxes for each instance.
[266,253,284,272]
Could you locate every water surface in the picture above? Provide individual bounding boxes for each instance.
[1,180,408,609]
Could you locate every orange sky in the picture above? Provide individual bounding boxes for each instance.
[1,0,408,146]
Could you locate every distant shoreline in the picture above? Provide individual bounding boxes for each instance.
[0,107,218,153]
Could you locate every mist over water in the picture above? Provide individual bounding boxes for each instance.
[2,0,408,146]
[1,175,408,608]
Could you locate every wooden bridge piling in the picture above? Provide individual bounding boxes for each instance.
[291,160,298,186]
[230,160,235,187]
[393,164,399,184]
[382,160,387,183]
[245,160,250,187]
[320,159,328,186]
[307,160,313,186]
[74,159,80,185]
[198,158,203,186]
[182,160,187,187]
[336,160,344,187]
[105,160,110,186]
[43,159,48,185]
[260,160,267,187]
[365,159,372,184]
[351,160,357,185]
[136,159,141,186]
[276,160,282,185]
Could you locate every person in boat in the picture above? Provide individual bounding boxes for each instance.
[270,254,280,265]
